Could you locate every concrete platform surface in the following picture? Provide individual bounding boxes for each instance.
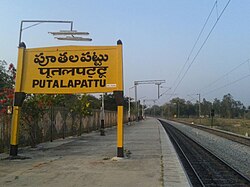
[0,118,190,187]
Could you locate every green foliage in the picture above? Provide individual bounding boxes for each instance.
[22,95,47,119]
[21,94,47,147]
[101,93,129,111]
[21,94,101,125]
[0,60,16,87]
[0,60,15,113]
[69,94,93,117]
[20,94,97,146]
[86,94,101,109]
[103,93,116,111]
[146,94,248,119]
[220,94,245,118]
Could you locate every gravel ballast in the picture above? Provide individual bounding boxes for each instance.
[161,119,250,179]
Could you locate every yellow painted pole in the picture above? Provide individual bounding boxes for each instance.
[10,106,21,146]
[9,43,26,156]
[117,105,124,156]
[115,40,124,157]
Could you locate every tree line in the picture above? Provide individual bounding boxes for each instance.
[145,94,250,119]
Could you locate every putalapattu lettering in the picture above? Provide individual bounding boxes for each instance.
[32,79,106,88]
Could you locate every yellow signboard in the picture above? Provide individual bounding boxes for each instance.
[20,45,123,94]
[10,41,125,158]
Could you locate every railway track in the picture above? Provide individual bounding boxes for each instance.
[159,119,250,186]
[173,119,250,147]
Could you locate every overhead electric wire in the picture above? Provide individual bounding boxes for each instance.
[169,0,231,99]
[186,94,198,102]
[172,0,231,96]
[199,59,250,93]
[202,73,250,96]
[171,1,217,90]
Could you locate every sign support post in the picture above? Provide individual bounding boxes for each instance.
[10,43,26,157]
[100,93,105,136]
[115,40,124,157]
[114,91,124,157]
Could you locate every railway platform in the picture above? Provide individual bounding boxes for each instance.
[0,118,190,187]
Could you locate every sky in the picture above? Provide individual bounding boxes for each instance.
[1,0,250,107]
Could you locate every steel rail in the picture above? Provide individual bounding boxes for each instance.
[159,119,250,186]
[160,120,205,187]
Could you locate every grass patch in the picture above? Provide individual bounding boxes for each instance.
[175,117,250,136]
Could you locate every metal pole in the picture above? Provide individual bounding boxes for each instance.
[198,93,201,124]
[178,102,180,118]
[50,106,53,142]
[134,84,138,121]
[211,103,214,128]
[138,100,140,120]
[19,20,73,44]
[142,100,145,119]
[114,90,124,158]
[168,104,170,118]
[154,100,156,117]
[100,93,105,136]
[19,21,23,45]
[63,111,65,139]
[128,90,131,124]
[9,43,26,157]
[157,84,160,99]
[79,113,82,136]
[102,93,104,118]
